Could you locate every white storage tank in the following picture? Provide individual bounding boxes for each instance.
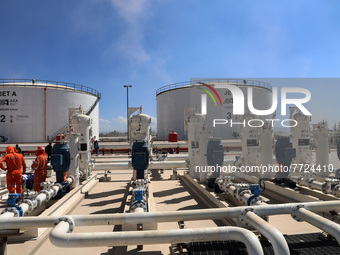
[156,79,273,140]
[0,79,100,143]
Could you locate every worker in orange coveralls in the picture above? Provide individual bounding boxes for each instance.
[0,146,26,194]
[31,146,48,192]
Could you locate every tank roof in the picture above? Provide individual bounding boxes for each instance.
[156,79,272,96]
[0,79,101,99]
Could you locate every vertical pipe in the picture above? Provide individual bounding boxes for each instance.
[245,211,290,255]
[127,86,129,142]
[44,87,47,142]
[124,85,132,143]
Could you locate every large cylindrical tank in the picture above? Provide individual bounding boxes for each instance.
[0,79,100,143]
[156,79,273,140]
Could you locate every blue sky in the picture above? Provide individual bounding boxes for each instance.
[0,0,339,132]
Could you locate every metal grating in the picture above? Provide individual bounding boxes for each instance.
[188,233,340,255]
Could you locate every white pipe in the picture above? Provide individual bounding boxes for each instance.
[294,207,340,245]
[245,211,290,255]
[2,200,340,229]
[149,161,187,169]
[94,155,189,163]
[0,179,68,217]
[94,161,187,171]
[220,182,265,206]
[0,141,190,153]
[50,222,263,255]
[309,181,324,190]
[133,207,145,214]
[0,189,8,196]
[94,162,130,170]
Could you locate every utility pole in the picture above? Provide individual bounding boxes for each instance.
[124,85,132,142]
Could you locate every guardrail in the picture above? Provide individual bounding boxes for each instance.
[156,79,272,96]
[0,79,101,99]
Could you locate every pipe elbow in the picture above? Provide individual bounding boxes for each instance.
[50,219,74,248]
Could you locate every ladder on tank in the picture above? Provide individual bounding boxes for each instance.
[49,97,100,141]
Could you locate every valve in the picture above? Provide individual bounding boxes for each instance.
[247,184,262,206]
[7,193,21,207]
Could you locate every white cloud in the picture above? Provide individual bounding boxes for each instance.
[99,116,127,132]
[111,115,128,131]
[99,118,113,133]
[114,115,127,124]
[109,0,149,24]
[100,115,157,133]
[107,0,151,63]
[150,116,157,131]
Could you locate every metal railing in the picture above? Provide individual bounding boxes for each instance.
[156,79,272,96]
[0,79,101,99]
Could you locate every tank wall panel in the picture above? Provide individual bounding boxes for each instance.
[0,86,99,143]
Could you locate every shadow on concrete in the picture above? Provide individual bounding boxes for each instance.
[153,186,186,198]
[86,189,127,200]
[158,195,193,205]
[88,183,130,215]
[149,169,163,181]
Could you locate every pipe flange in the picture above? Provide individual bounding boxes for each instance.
[247,196,264,206]
[239,190,250,197]
[225,182,233,189]
[1,206,21,217]
[239,208,255,226]
[306,178,316,188]
[321,182,327,194]
[54,183,63,190]
[232,188,237,198]
[53,183,63,196]
[238,190,250,203]
[68,175,75,184]
[55,217,75,233]
[307,178,315,184]
[41,181,52,190]
[50,186,58,197]
[23,199,34,214]
[291,204,304,222]
[333,185,340,197]
[39,190,51,201]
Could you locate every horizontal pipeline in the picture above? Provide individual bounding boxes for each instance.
[1,200,340,229]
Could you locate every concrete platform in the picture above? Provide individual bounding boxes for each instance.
[4,150,340,254]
